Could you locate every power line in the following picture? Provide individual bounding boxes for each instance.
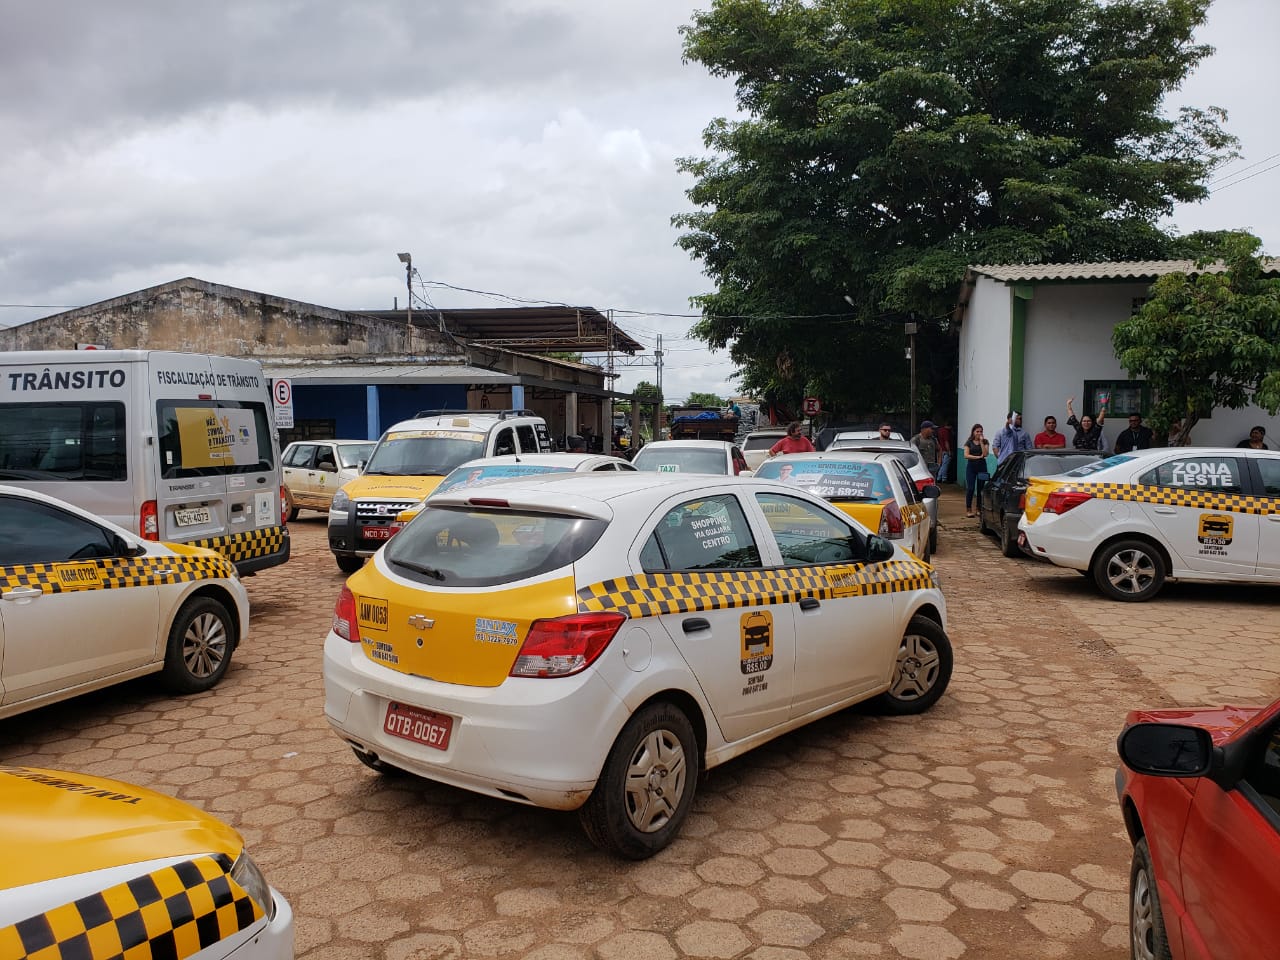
[1207,150,1280,187]
[1209,159,1280,194]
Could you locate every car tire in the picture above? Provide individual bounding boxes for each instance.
[1092,539,1165,602]
[999,517,1021,558]
[870,615,953,715]
[336,554,364,574]
[284,489,300,522]
[977,506,990,535]
[579,702,700,860]
[161,597,234,694]
[1130,837,1173,960]
[353,747,403,776]
[928,523,938,556]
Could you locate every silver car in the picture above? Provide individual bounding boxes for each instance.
[829,435,939,554]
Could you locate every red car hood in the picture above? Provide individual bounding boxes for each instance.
[1124,704,1270,746]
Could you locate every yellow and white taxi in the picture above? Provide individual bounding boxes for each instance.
[752,451,934,561]
[0,765,292,958]
[323,472,950,858]
[0,485,248,719]
[1019,448,1280,601]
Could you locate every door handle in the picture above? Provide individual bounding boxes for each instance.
[2,587,43,601]
[1268,515,1280,523]
[682,618,710,634]
[799,597,820,611]
[1152,507,1177,515]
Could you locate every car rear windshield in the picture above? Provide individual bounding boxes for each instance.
[632,447,727,474]
[156,400,275,478]
[1060,454,1136,478]
[754,459,892,501]
[384,506,607,586]
[338,443,375,468]
[1023,454,1101,477]
[743,434,783,451]
[832,442,921,470]
[364,430,486,476]
[434,463,572,496]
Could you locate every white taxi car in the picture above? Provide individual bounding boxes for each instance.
[1019,448,1280,601]
[0,765,292,958]
[323,473,951,858]
[0,485,248,718]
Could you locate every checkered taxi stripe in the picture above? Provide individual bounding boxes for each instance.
[187,526,285,564]
[0,555,235,596]
[577,560,933,619]
[0,854,263,960]
[1082,483,1278,515]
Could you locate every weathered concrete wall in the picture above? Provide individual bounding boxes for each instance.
[0,278,463,360]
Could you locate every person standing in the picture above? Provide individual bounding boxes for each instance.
[993,411,1033,464]
[1033,415,1066,448]
[1066,397,1106,450]
[936,420,954,483]
[962,424,990,518]
[1114,414,1154,453]
[911,420,942,479]
[768,421,815,456]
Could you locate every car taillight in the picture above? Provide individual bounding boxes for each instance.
[1018,492,1026,510]
[914,478,932,493]
[1043,490,1094,515]
[510,612,626,678]
[333,586,362,643]
[280,485,289,524]
[882,500,904,538]
[140,500,159,540]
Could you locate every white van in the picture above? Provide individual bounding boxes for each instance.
[0,350,289,574]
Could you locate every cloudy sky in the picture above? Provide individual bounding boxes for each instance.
[2,0,1276,403]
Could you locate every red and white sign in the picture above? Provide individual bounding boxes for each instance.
[271,378,294,428]
[803,397,821,416]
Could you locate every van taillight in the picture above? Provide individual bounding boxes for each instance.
[280,485,289,524]
[140,501,159,540]
[882,500,904,538]
[333,587,362,643]
[1043,490,1094,515]
[510,612,626,678]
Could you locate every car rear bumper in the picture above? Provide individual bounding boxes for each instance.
[1017,512,1094,569]
[322,631,625,810]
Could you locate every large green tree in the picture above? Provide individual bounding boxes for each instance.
[675,0,1237,415]
[1112,234,1280,444]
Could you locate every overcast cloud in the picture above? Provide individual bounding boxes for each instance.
[2,0,1276,403]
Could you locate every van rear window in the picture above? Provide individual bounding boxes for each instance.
[156,400,275,478]
[0,402,127,482]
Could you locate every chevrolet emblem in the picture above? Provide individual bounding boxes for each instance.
[408,615,435,630]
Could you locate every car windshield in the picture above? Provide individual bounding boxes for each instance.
[755,459,892,501]
[1060,454,1136,478]
[384,506,607,587]
[337,443,375,468]
[363,430,486,476]
[743,434,783,451]
[1022,453,1100,477]
[632,447,727,474]
[433,463,572,496]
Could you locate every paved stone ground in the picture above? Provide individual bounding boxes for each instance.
[3,489,1278,959]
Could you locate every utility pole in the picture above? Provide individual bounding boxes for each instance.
[905,315,918,432]
[655,333,665,439]
[397,253,413,348]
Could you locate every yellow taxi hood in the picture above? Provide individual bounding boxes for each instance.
[0,766,242,890]
[341,474,445,501]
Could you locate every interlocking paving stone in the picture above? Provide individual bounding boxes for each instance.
[3,496,1278,958]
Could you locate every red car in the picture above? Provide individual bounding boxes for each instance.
[1116,699,1280,959]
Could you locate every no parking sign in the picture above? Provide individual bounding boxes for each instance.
[272,378,294,428]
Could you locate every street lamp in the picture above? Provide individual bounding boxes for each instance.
[845,295,917,429]
[397,252,413,333]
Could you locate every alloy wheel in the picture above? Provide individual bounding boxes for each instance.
[183,611,229,679]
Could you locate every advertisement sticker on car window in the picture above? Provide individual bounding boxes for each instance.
[436,463,571,494]
[657,464,680,472]
[740,610,773,687]
[175,407,259,467]
[388,430,480,442]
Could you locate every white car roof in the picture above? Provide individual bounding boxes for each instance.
[450,453,628,470]
[388,412,541,433]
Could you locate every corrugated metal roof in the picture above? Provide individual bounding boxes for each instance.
[969,259,1280,282]
[260,362,517,386]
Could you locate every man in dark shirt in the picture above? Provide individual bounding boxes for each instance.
[1114,414,1154,453]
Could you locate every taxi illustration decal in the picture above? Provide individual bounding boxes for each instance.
[740,611,773,675]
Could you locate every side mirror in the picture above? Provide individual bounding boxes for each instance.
[739,469,753,478]
[865,534,895,563]
[112,534,145,558]
[357,460,368,473]
[921,484,941,499]
[1117,723,1213,778]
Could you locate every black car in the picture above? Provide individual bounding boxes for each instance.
[978,449,1104,557]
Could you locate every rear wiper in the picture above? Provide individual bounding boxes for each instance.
[392,559,447,581]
